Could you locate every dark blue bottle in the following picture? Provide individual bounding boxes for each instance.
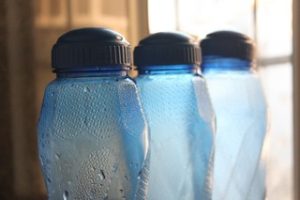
[134,32,215,200]
[38,28,149,200]
[201,31,268,200]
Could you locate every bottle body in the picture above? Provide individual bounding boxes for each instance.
[38,75,149,200]
[203,58,267,200]
[136,66,215,200]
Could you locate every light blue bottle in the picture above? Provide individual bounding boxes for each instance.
[134,32,215,200]
[201,31,268,200]
[38,28,149,200]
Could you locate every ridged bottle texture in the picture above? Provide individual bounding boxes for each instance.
[38,28,149,200]
[135,32,215,200]
[201,31,267,200]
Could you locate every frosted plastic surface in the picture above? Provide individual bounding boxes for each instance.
[247,162,266,200]
[136,73,215,200]
[204,71,267,200]
[38,77,149,200]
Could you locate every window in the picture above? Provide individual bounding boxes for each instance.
[34,0,68,27]
[148,0,293,199]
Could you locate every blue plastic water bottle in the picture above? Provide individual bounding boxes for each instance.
[201,31,267,200]
[134,32,215,200]
[38,28,149,200]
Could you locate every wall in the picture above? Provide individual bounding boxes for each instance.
[293,0,299,199]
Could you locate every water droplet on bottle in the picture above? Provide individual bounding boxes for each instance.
[124,175,129,181]
[97,170,105,180]
[55,153,61,160]
[112,164,118,172]
[83,87,90,93]
[63,190,69,200]
[47,177,52,184]
[103,193,108,199]
[84,117,89,126]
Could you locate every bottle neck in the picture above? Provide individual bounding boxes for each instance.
[137,64,197,75]
[201,56,254,73]
[54,65,130,78]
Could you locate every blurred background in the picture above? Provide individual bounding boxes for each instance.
[0,0,297,199]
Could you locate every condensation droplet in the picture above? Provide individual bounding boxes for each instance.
[103,193,108,200]
[47,177,52,184]
[63,190,69,200]
[55,153,61,160]
[124,175,129,181]
[97,170,105,180]
[84,117,89,126]
[138,170,142,176]
[83,87,90,93]
[112,164,118,172]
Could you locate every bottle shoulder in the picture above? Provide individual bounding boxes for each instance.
[46,77,136,89]
[206,73,267,114]
[40,76,147,133]
[204,69,258,77]
[42,77,139,108]
[136,73,204,83]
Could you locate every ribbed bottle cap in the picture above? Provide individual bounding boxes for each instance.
[52,27,131,69]
[134,32,200,67]
[200,31,254,61]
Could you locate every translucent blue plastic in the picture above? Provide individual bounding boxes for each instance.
[136,65,215,200]
[38,69,149,200]
[203,57,267,200]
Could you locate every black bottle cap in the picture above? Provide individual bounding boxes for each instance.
[52,27,131,69]
[134,32,200,67]
[200,31,254,61]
